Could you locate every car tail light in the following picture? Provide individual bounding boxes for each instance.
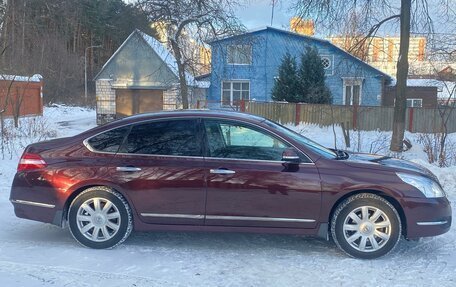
[17,152,47,171]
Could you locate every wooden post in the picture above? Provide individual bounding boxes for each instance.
[341,122,351,148]
[240,99,246,112]
[295,103,301,126]
[353,105,358,130]
[408,107,414,132]
[196,100,200,109]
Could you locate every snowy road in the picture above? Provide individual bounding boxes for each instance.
[1,106,455,286]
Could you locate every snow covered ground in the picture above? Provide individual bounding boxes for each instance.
[1,106,456,286]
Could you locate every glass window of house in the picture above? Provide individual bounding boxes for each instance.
[227,45,252,65]
[221,81,250,106]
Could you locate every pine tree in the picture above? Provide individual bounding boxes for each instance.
[297,47,332,104]
[271,53,299,102]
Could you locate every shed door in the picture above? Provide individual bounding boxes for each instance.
[116,89,164,117]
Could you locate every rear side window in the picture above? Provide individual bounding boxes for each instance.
[87,126,130,153]
[124,119,201,156]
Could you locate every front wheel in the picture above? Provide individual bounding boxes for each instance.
[68,186,133,249]
[331,193,402,259]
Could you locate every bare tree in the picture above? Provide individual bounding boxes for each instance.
[136,0,244,109]
[0,0,5,31]
[420,50,456,167]
[391,0,411,152]
[292,0,455,152]
[0,0,153,105]
[0,74,15,159]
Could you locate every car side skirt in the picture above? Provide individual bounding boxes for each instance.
[133,220,329,239]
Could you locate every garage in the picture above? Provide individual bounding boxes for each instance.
[115,89,164,117]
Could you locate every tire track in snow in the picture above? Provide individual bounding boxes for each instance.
[0,260,184,287]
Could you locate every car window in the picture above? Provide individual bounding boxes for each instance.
[262,119,337,159]
[124,119,201,156]
[87,126,130,153]
[204,120,289,161]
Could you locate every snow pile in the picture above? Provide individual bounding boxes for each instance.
[0,105,95,160]
[286,123,456,165]
[0,108,455,286]
[0,74,43,82]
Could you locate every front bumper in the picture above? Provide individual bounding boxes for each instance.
[404,196,452,239]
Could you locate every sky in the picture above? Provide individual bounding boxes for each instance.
[124,0,455,38]
[235,0,291,30]
[237,0,456,37]
[235,0,400,37]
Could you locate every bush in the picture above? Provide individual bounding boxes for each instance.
[271,53,299,102]
[272,47,332,104]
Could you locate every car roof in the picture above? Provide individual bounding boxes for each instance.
[115,109,268,124]
[78,110,270,138]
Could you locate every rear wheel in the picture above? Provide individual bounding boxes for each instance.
[331,193,401,259]
[68,186,133,249]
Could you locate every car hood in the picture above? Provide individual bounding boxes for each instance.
[343,152,438,181]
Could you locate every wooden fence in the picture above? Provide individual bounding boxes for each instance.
[0,79,43,117]
[243,101,456,133]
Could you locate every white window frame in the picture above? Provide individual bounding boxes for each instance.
[320,54,334,76]
[221,80,250,107]
[406,98,423,108]
[226,45,252,65]
[342,77,364,105]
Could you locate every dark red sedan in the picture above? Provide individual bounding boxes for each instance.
[10,111,451,258]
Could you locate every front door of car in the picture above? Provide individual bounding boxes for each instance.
[202,119,321,229]
[112,118,206,225]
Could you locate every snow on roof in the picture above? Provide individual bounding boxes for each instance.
[95,30,200,87]
[0,74,42,82]
[406,79,442,87]
[137,30,196,86]
[405,78,456,99]
[195,81,210,89]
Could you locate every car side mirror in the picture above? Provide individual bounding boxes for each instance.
[282,148,301,164]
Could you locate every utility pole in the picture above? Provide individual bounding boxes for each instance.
[84,45,102,102]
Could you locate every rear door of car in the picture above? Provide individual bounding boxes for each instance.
[202,118,322,229]
[111,118,207,225]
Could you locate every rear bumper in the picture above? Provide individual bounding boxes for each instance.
[10,199,64,226]
[10,172,65,226]
[404,197,452,239]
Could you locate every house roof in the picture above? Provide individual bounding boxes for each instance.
[406,79,440,87]
[136,30,195,85]
[209,26,393,81]
[0,74,42,82]
[94,30,198,86]
[439,65,456,74]
[405,79,456,99]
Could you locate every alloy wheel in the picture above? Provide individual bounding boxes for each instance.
[342,206,391,252]
[76,197,121,242]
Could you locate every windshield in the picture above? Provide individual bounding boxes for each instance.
[262,119,337,159]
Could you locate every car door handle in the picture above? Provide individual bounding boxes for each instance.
[116,166,142,172]
[210,169,235,175]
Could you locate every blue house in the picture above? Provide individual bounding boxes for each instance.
[209,27,393,107]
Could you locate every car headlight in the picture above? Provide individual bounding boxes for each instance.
[396,172,446,198]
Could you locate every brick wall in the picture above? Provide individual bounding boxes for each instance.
[96,79,116,124]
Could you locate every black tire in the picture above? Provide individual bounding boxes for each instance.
[68,186,133,249]
[331,193,402,259]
